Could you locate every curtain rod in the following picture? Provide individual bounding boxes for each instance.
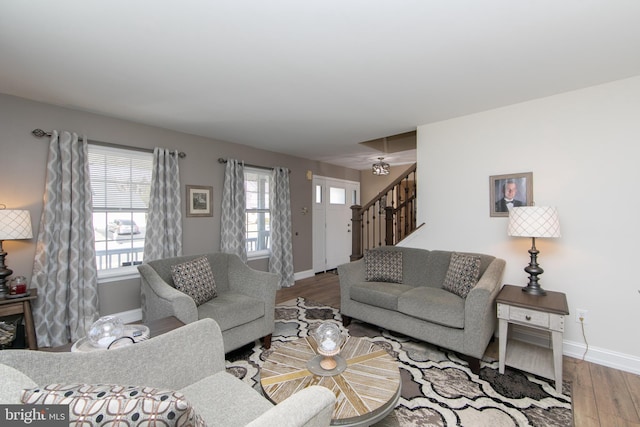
[217,157,273,171]
[217,158,291,174]
[32,129,186,158]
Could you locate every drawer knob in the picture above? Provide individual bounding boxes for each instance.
[525,315,532,321]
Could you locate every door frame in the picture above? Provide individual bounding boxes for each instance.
[312,175,360,273]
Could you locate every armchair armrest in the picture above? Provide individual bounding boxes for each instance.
[227,255,279,299]
[245,386,336,427]
[138,263,198,324]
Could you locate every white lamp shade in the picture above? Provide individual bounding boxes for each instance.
[0,210,33,240]
[508,206,561,238]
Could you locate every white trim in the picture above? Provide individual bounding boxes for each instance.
[294,269,315,281]
[509,326,640,375]
[97,267,140,283]
[247,251,269,261]
[563,339,640,376]
[313,175,360,185]
[110,308,143,324]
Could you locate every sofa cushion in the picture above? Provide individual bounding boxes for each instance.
[350,282,414,311]
[0,364,37,404]
[21,384,205,427]
[180,371,273,427]
[364,249,403,283]
[171,256,217,306]
[442,252,481,298]
[197,292,265,331]
[398,286,466,329]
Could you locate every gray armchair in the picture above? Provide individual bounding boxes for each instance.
[0,319,336,427]
[138,253,279,353]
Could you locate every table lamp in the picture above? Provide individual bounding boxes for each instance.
[0,208,33,297]
[507,206,560,295]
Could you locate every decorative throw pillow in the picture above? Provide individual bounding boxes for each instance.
[364,250,403,283]
[21,384,206,427]
[443,252,482,298]
[171,256,217,306]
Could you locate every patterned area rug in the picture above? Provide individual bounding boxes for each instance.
[225,298,572,427]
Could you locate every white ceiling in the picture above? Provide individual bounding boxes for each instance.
[2,1,640,170]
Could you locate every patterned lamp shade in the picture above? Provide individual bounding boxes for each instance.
[0,210,33,240]
[508,206,560,238]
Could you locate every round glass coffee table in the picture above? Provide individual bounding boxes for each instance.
[260,335,401,426]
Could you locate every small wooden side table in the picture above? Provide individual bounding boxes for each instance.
[0,288,38,350]
[496,284,569,393]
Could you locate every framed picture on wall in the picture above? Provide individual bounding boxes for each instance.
[489,172,533,217]
[186,185,213,217]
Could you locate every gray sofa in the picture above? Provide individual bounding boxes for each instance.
[338,246,506,369]
[138,253,278,353]
[0,318,335,427]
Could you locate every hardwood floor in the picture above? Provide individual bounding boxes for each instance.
[277,273,640,427]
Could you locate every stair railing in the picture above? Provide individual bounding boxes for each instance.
[350,163,417,261]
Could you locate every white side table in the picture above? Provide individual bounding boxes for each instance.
[496,284,569,393]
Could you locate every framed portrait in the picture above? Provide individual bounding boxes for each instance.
[186,185,213,217]
[489,172,533,217]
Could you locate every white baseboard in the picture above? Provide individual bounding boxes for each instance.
[294,269,315,281]
[563,340,640,376]
[511,326,640,375]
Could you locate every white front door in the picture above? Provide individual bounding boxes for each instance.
[313,177,360,272]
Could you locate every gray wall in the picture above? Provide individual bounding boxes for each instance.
[0,94,359,316]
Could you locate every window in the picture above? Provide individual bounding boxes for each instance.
[245,168,270,256]
[329,186,346,204]
[88,145,152,273]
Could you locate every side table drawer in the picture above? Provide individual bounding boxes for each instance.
[498,304,549,328]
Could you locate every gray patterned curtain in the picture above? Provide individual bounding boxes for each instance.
[143,148,182,262]
[220,159,247,262]
[31,130,98,347]
[269,167,294,288]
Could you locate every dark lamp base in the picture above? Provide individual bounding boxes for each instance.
[522,237,547,296]
[522,284,546,296]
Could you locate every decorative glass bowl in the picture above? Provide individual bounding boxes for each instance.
[313,322,344,370]
[87,316,125,349]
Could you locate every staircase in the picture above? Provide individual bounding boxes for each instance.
[350,163,418,260]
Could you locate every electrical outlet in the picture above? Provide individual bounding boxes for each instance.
[576,309,588,324]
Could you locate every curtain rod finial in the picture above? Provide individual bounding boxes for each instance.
[32,129,48,138]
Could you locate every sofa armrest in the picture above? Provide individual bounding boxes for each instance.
[0,319,227,390]
[138,263,198,324]
[463,257,506,358]
[337,259,365,311]
[245,386,336,427]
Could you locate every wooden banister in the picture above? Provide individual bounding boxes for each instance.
[351,163,417,260]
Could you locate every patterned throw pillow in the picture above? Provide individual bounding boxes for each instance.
[171,256,217,306]
[443,252,482,298]
[364,250,403,283]
[21,384,206,427]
